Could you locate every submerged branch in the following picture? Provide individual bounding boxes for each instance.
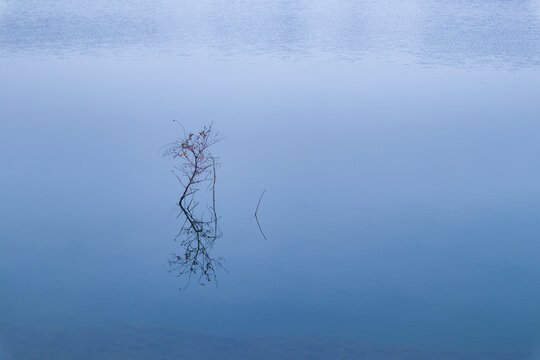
[164,124,223,288]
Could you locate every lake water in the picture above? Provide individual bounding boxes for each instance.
[1,0,540,359]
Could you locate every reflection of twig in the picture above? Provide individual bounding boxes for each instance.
[255,190,267,240]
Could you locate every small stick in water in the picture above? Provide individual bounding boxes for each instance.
[255,190,267,240]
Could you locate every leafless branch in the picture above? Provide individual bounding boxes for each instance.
[164,123,223,288]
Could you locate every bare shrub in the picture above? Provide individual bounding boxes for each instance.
[164,123,223,287]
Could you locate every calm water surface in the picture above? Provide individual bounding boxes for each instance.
[1,0,540,359]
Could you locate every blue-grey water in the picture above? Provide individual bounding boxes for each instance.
[1,0,540,359]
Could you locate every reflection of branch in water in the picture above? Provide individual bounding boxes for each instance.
[164,124,223,287]
[255,190,267,240]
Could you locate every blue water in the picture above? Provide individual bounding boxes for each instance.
[1,0,540,358]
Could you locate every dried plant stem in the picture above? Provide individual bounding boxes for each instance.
[255,190,267,241]
[164,124,223,288]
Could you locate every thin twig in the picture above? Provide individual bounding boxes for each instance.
[255,189,267,240]
[211,157,218,237]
